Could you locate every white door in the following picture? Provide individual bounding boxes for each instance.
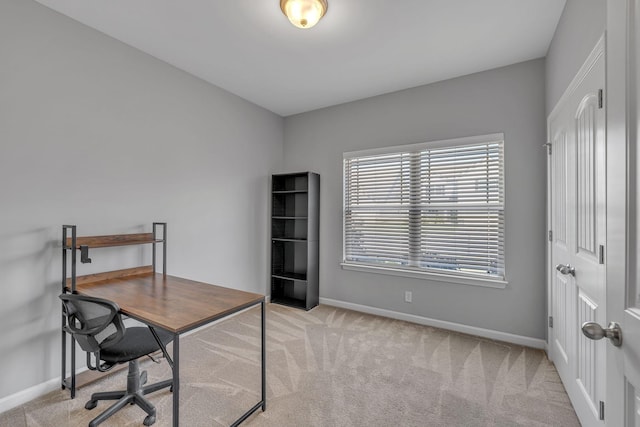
[604,0,640,425]
[548,39,606,426]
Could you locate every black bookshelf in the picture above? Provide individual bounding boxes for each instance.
[270,172,319,310]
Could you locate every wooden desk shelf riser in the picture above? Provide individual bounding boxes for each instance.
[60,222,167,395]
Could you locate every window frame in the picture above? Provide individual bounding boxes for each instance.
[341,133,508,289]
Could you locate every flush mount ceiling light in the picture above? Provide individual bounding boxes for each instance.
[280,0,328,29]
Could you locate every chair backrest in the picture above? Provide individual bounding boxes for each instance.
[59,294,125,354]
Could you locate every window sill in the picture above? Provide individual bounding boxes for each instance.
[340,262,508,289]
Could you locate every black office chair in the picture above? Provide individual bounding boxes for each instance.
[60,294,174,427]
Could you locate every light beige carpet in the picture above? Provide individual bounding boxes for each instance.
[0,304,579,426]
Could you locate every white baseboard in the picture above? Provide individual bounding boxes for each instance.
[0,363,95,415]
[319,297,547,349]
[0,376,61,414]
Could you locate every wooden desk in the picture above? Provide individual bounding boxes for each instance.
[70,268,266,427]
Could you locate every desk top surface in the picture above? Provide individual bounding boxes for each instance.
[75,272,264,334]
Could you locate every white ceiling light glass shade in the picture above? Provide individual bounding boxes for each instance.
[280,0,328,29]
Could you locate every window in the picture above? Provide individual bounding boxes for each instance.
[343,133,505,285]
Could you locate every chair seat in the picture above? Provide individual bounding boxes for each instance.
[100,327,173,364]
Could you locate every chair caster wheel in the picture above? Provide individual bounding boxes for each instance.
[170,386,173,393]
[85,400,97,410]
[143,415,156,426]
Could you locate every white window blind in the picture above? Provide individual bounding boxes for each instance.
[343,134,505,281]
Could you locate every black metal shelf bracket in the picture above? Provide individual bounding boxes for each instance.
[80,245,92,264]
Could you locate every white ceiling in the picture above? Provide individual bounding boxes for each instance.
[34,0,566,117]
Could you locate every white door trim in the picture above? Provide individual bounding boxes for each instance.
[548,36,606,122]
[605,0,636,424]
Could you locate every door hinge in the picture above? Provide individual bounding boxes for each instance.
[548,316,553,328]
[543,142,552,155]
[548,230,553,241]
[599,400,605,420]
[599,245,605,264]
[599,89,604,109]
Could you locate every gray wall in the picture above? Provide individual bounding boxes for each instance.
[283,59,547,339]
[546,0,605,114]
[0,0,282,400]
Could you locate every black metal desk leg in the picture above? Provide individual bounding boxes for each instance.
[261,300,266,411]
[173,334,180,427]
[61,322,66,390]
[71,336,76,398]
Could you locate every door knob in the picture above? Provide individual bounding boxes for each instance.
[555,263,576,276]
[581,321,623,347]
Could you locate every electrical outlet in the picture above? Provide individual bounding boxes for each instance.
[404,291,412,303]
